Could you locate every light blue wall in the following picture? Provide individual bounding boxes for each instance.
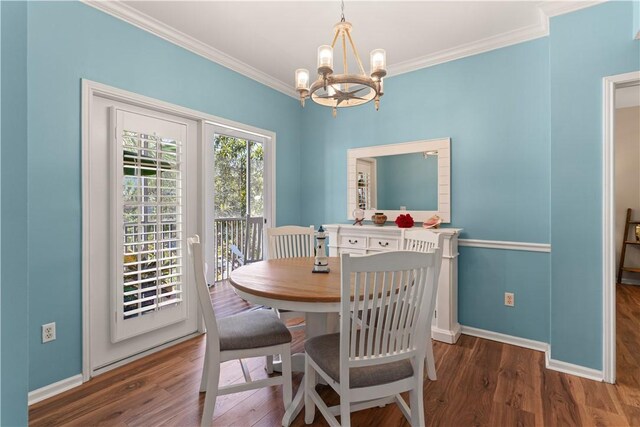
[459,247,550,342]
[1,3,3,420]
[634,1,639,39]
[26,1,302,390]
[1,1,29,424]
[301,39,551,243]
[376,153,438,211]
[301,38,551,343]
[7,0,637,409]
[1,2,2,419]
[549,2,640,369]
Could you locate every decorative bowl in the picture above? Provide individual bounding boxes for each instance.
[371,212,387,226]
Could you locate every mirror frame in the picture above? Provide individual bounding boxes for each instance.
[347,138,451,223]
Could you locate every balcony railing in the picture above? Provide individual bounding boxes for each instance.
[213,217,263,282]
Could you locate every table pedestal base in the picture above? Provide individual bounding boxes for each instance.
[281,312,338,426]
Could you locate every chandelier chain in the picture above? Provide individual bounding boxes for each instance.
[340,0,345,22]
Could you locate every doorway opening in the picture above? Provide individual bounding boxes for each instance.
[603,71,640,384]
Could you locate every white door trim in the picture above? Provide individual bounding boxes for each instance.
[82,79,277,381]
[602,70,640,384]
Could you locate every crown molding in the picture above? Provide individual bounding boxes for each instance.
[387,21,548,78]
[537,1,607,18]
[358,1,606,80]
[83,0,605,96]
[81,0,298,99]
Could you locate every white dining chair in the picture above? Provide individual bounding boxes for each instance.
[401,228,444,381]
[188,235,293,427]
[266,225,315,329]
[304,251,440,427]
[267,225,315,259]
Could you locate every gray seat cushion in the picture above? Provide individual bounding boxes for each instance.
[305,333,414,388]
[218,309,292,351]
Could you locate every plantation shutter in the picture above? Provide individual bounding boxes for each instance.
[111,108,189,343]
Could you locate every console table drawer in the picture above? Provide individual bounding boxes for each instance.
[339,235,366,249]
[368,237,399,251]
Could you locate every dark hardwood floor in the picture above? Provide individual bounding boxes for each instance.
[29,282,640,426]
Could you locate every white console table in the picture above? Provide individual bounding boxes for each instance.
[324,224,462,344]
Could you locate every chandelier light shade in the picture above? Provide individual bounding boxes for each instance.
[370,49,387,79]
[294,1,386,117]
[317,45,334,74]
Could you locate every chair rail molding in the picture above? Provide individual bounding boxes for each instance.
[458,238,551,253]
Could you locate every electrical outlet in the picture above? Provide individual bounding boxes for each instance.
[42,322,56,343]
[504,292,515,307]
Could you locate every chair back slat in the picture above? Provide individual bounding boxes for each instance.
[365,271,380,356]
[188,235,220,351]
[340,251,439,371]
[350,272,361,357]
[267,225,315,259]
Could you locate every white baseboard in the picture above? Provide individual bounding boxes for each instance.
[461,325,549,352]
[432,324,461,344]
[28,374,83,406]
[461,325,605,382]
[545,352,604,382]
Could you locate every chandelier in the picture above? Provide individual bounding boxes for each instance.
[294,0,387,117]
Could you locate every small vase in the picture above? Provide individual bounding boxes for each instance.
[635,225,640,242]
[371,212,387,226]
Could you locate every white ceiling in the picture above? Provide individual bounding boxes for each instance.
[91,1,603,97]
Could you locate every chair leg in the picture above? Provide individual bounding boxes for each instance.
[201,359,220,427]
[340,396,351,427]
[304,359,316,424]
[200,345,209,392]
[425,340,437,381]
[409,387,425,426]
[281,347,293,410]
[410,364,425,427]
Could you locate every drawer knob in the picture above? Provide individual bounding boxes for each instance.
[378,241,389,247]
[348,239,358,244]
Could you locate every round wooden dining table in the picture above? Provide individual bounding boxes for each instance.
[229,256,343,311]
[228,256,343,427]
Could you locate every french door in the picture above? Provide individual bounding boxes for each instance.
[204,124,274,283]
[87,96,199,374]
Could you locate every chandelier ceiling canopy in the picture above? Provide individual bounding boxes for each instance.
[294,1,387,117]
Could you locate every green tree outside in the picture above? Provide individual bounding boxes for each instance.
[214,135,264,218]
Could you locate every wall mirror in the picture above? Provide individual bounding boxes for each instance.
[347,138,451,223]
